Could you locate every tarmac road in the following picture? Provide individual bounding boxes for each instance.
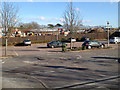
[1,42,120,89]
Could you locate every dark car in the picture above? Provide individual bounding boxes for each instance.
[82,40,105,49]
[80,37,89,41]
[47,41,67,48]
[23,39,31,46]
[67,38,76,42]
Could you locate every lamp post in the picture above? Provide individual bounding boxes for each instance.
[107,21,110,47]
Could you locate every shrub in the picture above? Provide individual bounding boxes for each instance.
[82,46,87,50]
[61,38,67,42]
[62,44,67,52]
[76,38,81,42]
[90,37,94,40]
[69,47,83,51]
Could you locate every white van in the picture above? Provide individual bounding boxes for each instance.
[110,37,120,44]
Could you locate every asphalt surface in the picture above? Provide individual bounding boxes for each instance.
[1,42,120,89]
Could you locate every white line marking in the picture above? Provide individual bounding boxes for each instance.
[14,50,18,56]
[13,47,19,56]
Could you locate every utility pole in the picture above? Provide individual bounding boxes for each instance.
[57,28,59,41]
[107,21,110,47]
[5,18,8,56]
[4,7,8,56]
[70,1,73,49]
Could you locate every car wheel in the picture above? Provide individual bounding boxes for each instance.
[87,45,91,49]
[51,46,54,48]
[118,59,120,63]
[115,41,118,44]
[101,45,104,48]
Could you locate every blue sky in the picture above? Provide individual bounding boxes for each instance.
[14,2,118,27]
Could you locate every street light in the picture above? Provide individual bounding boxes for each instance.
[107,21,110,47]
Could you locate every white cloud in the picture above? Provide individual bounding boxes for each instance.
[13,19,18,22]
[110,0,120,2]
[82,20,92,23]
[39,17,46,20]
[2,0,120,2]
[53,18,65,22]
[59,18,65,22]
[55,18,65,22]
[25,16,65,23]
[26,16,48,21]
[74,8,80,12]
[27,0,34,2]
[26,16,92,24]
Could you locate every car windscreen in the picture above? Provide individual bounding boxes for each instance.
[49,41,54,43]
[115,37,119,39]
[91,41,98,44]
[83,41,90,44]
[84,41,89,43]
[24,40,31,42]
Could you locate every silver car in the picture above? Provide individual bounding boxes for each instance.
[82,40,105,49]
[47,41,67,48]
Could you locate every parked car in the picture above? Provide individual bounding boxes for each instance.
[82,40,105,49]
[67,38,76,42]
[110,37,120,44]
[23,39,31,46]
[47,41,67,48]
[80,37,89,41]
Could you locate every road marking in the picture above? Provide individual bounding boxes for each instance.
[2,61,5,64]
[16,73,48,88]
[14,51,18,56]
[56,75,120,89]
[0,60,5,64]
[76,55,82,59]
[45,71,55,73]
[23,61,34,64]
[13,47,19,56]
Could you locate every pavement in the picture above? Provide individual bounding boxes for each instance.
[1,41,120,89]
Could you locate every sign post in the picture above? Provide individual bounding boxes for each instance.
[107,21,110,47]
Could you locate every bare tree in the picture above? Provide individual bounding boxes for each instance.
[19,22,40,29]
[0,2,19,56]
[63,2,82,49]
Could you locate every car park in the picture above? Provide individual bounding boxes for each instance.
[82,40,105,49]
[47,41,67,48]
[110,37,120,44]
[23,39,31,46]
